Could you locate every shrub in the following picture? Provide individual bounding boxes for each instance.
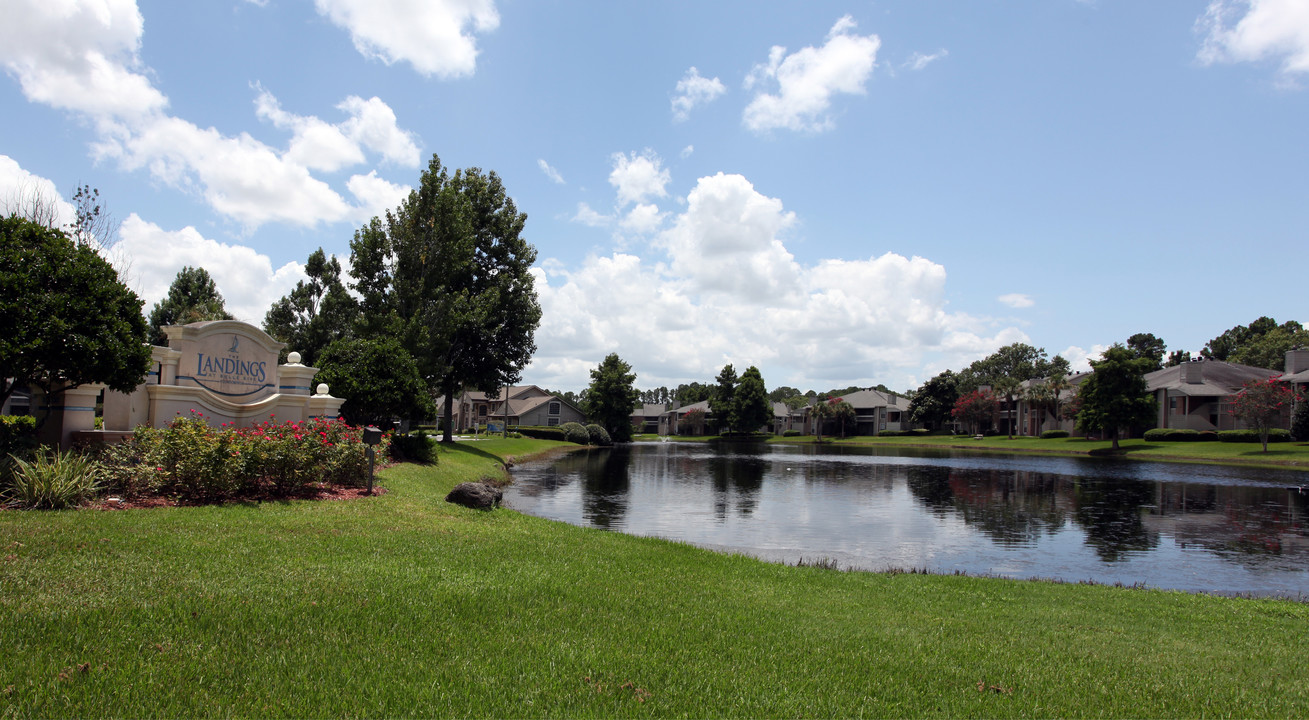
[782,429,802,437]
[1142,428,1203,442]
[879,429,908,437]
[3,449,102,509]
[0,415,38,460]
[389,433,435,464]
[1040,430,1070,439]
[1218,429,1291,444]
[517,426,566,441]
[560,422,590,445]
[96,413,382,500]
[584,424,612,446]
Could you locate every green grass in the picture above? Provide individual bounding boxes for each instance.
[756,434,1309,471]
[2,438,1307,717]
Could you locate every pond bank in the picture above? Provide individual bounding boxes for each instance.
[4,438,1307,717]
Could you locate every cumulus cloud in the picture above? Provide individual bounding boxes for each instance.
[743,15,880,133]
[671,67,727,122]
[0,0,422,232]
[0,0,166,124]
[609,150,671,207]
[0,155,77,226]
[1198,0,1309,76]
[619,203,667,235]
[1059,344,1111,373]
[117,214,308,325]
[538,159,565,184]
[527,169,1026,391]
[998,293,1034,308]
[313,0,499,78]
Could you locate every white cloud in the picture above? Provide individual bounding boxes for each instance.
[680,145,695,159]
[0,155,77,226]
[619,203,666,235]
[743,15,880,133]
[609,150,670,207]
[313,0,499,78]
[998,293,1034,308]
[346,171,411,222]
[1198,0,1309,76]
[106,115,355,230]
[335,95,422,166]
[905,49,949,71]
[116,214,307,325]
[671,67,726,122]
[1,3,421,232]
[572,202,612,227]
[657,173,799,301]
[0,0,166,124]
[1059,344,1110,373]
[526,169,1026,392]
[538,159,565,184]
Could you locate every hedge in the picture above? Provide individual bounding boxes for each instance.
[1143,428,1202,442]
[517,426,566,441]
[1217,428,1292,444]
[560,422,590,445]
[1040,430,1069,439]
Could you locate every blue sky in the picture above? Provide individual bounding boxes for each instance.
[2,0,1306,393]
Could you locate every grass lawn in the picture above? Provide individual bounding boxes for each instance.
[758,434,1309,472]
[2,438,1307,718]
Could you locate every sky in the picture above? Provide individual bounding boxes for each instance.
[2,0,1306,395]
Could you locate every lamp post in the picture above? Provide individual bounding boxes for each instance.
[362,425,383,494]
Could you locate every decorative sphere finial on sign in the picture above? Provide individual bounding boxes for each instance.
[316,383,329,396]
[287,351,302,365]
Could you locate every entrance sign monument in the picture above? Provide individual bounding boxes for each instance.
[36,320,344,448]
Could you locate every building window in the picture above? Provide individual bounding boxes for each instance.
[547,417,559,427]
[549,401,560,416]
[478,405,487,417]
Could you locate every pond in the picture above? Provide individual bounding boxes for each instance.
[504,442,1309,598]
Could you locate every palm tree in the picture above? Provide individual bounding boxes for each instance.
[992,376,1023,438]
[810,399,833,442]
[831,399,856,439]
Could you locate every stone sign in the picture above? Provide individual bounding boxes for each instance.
[166,321,280,401]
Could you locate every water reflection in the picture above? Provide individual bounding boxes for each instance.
[505,442,1309,596]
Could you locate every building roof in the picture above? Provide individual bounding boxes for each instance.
[1145,361,1280,397]
[631,403,666,419]
[832,389,901,410]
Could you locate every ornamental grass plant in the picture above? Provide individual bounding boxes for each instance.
[2,449,102,509]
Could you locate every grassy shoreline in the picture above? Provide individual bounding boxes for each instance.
[638,433,1309,473]
[3,438,1307,717]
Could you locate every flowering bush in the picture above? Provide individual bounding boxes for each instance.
[100,411,387,501]
[1229,379,1302,452]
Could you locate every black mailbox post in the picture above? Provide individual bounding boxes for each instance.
[363,426,383,494]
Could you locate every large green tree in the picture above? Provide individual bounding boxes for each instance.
[1076,344,1158,450]
[909,370,959,431]
[264,248,357,366]
[315,337,435,426]
[0,215,151,411]
[731,366,772,434]
[1125,332,1167,371]
[1202,316,1308,370]
[710,364,738,433]
[356,155,541,442]
[147,266,233,345]
[583,353,640,442]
